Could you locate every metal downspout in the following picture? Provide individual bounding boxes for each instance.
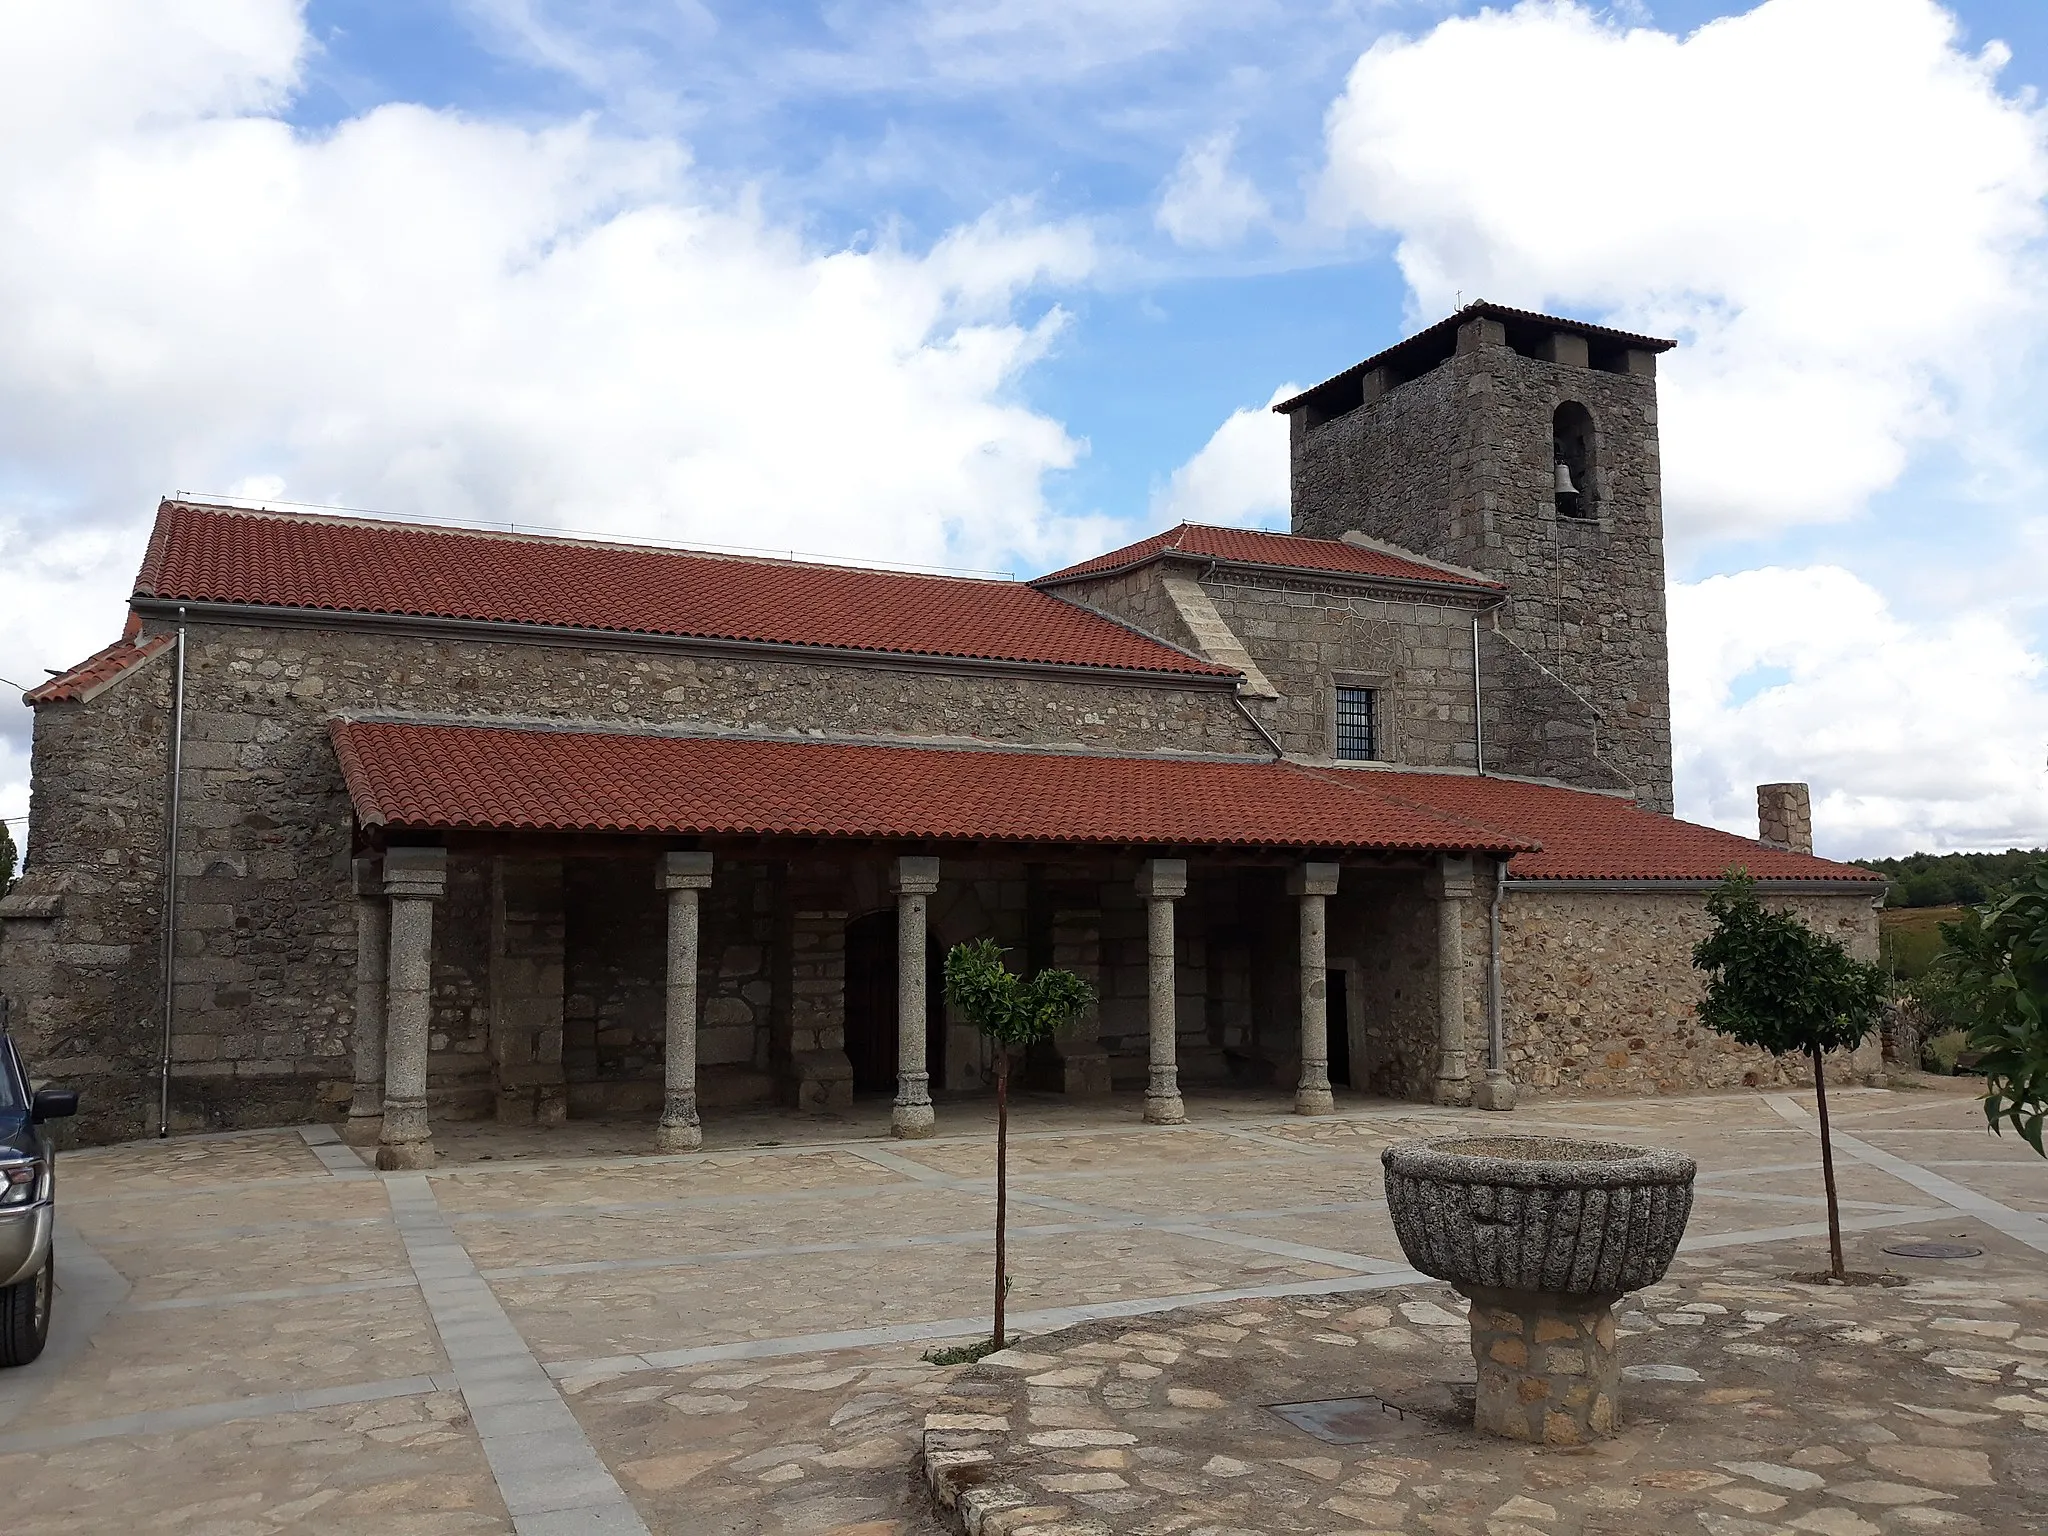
[1487,854,1507,1075]
[1471,616,1485,774]
[1233,691,1284,760]
[158,612,187,1138]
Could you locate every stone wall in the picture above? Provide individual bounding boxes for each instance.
[0,615,1261,1136]
[0,664,173,1143]
[1049,561,1625,791]
[560,853,776,1115]
[1330,870,1444,1100]
[1495,885,1884,1095]
[1289,319,1674,810]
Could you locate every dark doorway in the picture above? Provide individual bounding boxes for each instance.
[843,910,946,1096]
[1326,969,1351,1088]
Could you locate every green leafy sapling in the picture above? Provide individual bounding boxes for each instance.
[1935,858,2048,1157]
[942,938,1094,1351]
[1693,871,1888,1280]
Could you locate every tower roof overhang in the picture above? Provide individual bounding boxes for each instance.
[1273,302,1677,421]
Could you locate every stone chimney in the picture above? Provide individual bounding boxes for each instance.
[1756,783,1813,854]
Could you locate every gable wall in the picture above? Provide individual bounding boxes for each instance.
[1049,562,1624,791]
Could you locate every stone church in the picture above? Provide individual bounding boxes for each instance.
[0,303,1883,1158]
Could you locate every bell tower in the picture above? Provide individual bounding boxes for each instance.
[1275,304,1676,812]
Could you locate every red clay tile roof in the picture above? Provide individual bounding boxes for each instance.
[328,720,1538,854]
[327,720,1877,883]
[1035,523,1502,590]
[26,618,174,706]
[1334,771,1880,884]
[135,502,1233,678]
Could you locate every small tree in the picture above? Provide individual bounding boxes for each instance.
[1693,870,1888,1281]
[943,938,1094,1351]
[0,821,15,895]
[1936,857,2048,1157]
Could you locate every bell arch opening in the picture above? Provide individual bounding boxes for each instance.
[1552,401,1597,519]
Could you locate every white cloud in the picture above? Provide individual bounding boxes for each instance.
[1151,384,1295,526]
[0,1,1106,826]
[1156,129,1269,248]
[1671,567,2048,857]
[1316,0,2048,544]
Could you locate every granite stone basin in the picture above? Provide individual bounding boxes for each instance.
[1381,1134,1698,1444]
[1382,1134,1696,1298]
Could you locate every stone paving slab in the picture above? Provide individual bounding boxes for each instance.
[102,1221,416,1302]
[496,1225,1360,1364]
[29,1286,448,1425]
[56,1130,334,1193]
[920,1232,2048,1536]
[564,1342,958,1536]
[431,1149,904,1213]
[0,1390,508,1535]
[1019,1158,1392,1216]
[61,1177,397,1235]
[456,1187,1003,1271]
[6,1085,2045,1535]
[889,1128,1262,1179]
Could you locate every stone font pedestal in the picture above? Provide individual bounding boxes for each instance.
[1465,1287,1619,1445]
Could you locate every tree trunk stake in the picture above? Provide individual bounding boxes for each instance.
[994,1047,1009,1349]
[1811,1043,1846,1281]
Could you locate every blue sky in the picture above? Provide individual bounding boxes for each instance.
[2,0,2046,857]
[275,0,2048,557]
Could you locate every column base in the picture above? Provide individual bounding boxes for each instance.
[1434,1047,1471,1107]
[376,1099,435,1170]
[1294,1082,1336,1117]
[655,1119,703,1152]
[1473,1072,1518,1112]
[891,1102,937,1139]
[1143,1090,1186,1125]
[376,1139,436,1171]
[1465,1288,1620,1445]
[341,1108,383,1148]
[656,1090,702,1151]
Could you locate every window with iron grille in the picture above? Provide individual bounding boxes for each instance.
[1334,686,1378,761]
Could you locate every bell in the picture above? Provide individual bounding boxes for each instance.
[1554,461,1578,495]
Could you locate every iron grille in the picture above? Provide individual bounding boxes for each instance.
[1335,686,1378,761]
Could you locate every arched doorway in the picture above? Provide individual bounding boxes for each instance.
[843,910,946,1096]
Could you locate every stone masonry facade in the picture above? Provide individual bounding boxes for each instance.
[0,304,1885,1143]
[0,619,1263,1140]
[1286,314,1675,810]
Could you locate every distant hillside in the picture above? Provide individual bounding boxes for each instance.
[1857,847,2047,908]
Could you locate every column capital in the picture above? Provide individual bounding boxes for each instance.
[890,855,941,896]
[1135,857,1188,901]
[382,846,447,900]
[353,855,386,899]
[1430,854,1476,902]
[657,850,714,891]
[1287,861,1340,898]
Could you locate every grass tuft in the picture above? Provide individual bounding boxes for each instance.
[921,1337,1008,1366]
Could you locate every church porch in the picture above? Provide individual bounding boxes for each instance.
[341,834,1489,1169]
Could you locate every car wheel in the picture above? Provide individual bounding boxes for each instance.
[0,1249,52,1367]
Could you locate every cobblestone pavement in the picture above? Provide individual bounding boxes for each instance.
[0,1081,2041,1535]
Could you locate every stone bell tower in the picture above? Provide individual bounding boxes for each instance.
[1275,303,1676,812]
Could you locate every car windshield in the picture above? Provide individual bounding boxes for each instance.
[0,1046,20,1110]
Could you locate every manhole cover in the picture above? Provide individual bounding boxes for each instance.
[1882,1241,1984,1259]
[1267,1396,1417,1445]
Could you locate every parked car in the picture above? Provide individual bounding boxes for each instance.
[0,1018,77,1366]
